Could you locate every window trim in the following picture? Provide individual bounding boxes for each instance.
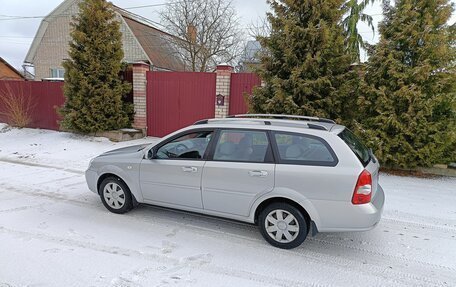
[50,68,64,78]
[206,128,275,164]
[270,131,339,167]
[151,128,215,161]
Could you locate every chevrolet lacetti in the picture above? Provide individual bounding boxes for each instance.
[85,114,385,249]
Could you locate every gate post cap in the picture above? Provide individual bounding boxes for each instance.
[132,61,150,68]
[216,63,234,71]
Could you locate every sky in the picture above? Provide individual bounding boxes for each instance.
[0,0,455,71]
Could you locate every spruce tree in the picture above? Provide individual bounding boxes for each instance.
[61,0,132,133]
[250,0,358,125]
[359,0,456,168]
[342,0,375,63]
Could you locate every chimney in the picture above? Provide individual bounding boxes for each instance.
[187,25,197,43]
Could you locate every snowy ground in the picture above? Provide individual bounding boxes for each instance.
[1,124,456,287]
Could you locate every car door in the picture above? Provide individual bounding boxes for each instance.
[140,129,214,209]
[201,129,275,216]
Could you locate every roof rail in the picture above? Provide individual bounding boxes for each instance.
[193,117,330,131]
[227,114,335,124]
[193,119,208,125]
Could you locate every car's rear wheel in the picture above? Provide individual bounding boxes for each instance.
[99,177,133,214]
[258,202,308,249]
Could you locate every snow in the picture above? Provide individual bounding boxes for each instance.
[1,124,456,287]
[0,124,157,171]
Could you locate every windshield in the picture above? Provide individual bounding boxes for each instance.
[338,128,370,166]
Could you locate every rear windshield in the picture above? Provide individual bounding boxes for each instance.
[338,128,370,166]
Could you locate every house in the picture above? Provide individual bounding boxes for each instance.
[0,57,25,81]
[24,0,185,80]
[238,40,262,72]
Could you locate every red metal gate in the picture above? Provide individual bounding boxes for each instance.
[0,80,64,130]
[229,73,261,115]
[147,71,216,137]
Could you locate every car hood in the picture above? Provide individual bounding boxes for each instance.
[99,144,149,157]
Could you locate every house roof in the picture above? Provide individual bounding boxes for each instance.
[242,41,261,64]
[0,57,25,79]
[116,9,185,71]
[24,0,185,71]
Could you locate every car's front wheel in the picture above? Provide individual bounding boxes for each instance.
[99,177,133,214]
[258,202,308,249]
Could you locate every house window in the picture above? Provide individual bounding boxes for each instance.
[50,68,64,78]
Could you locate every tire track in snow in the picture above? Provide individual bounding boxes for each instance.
[1,162,454,286]
[2,182,444,286]
[0,226,323,287]
[2,180,453,286]
[0,157,84,174]
[2,184,98,209]
[382,217,456,234]
[307,237,455,285]
[0,203,49,214]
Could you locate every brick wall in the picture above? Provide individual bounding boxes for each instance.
[215,65,233,118]
[132,62,149,131]
[0,62,24,81]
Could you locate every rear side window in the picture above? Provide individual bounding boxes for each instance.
[213,130,272,163]
[338,128,370,166]
[273,132,338,166]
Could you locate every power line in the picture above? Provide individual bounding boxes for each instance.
[0,1,184,21]
[122,1,184,10]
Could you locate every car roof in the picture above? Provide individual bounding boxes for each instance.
[193,114,346,135]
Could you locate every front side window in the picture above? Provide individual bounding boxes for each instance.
[213,130,271,163]
[155,131,213,160]
[274,132,337,166]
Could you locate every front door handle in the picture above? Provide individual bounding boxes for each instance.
[182,166,198,173]
[249,170,268,177]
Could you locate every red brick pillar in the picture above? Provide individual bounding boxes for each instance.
[132,62,149,132]
[215,64,233,118]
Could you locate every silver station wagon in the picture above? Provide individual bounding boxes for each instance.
[86,114,385,249]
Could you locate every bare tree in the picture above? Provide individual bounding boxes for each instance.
[247,17,271,39]
[160,0,245,72]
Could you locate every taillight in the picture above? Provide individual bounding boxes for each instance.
[352,170,372,204]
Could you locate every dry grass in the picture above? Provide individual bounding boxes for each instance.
[380,167,440,178]
[0,83,34,128]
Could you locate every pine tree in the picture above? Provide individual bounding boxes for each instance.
[250,0,358,125]
[60,0,132,133]
[359,0,456,168]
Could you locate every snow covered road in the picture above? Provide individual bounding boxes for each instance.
[1,126,456,286]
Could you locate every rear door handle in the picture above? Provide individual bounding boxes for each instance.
[249,170,268,177]
[182,166,198,173]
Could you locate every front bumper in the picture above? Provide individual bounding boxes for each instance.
[85,169,98,194]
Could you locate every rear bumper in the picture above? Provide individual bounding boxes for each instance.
[85,169,98,194]
[313,184,385,232]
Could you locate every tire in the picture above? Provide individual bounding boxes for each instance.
[99,176,133,214]
[258,202,308,249]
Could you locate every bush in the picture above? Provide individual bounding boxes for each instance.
[0,83,34,128]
